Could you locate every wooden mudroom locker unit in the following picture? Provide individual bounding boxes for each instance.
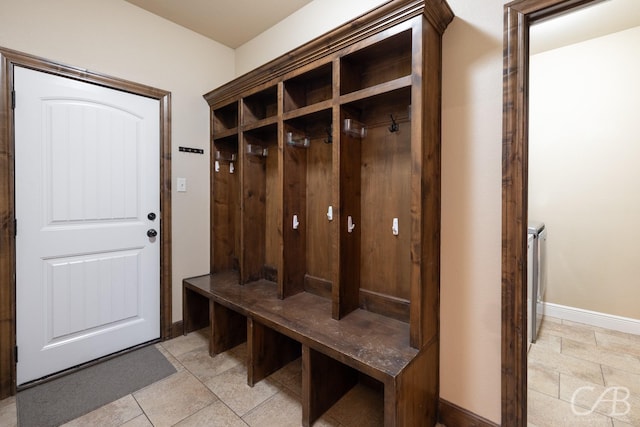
[183,0,454,425]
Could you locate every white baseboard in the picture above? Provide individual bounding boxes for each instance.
[543,302,640,335]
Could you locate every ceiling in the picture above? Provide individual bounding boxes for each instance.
[125,0,312,48]
[531,0,640,54]
[125,0,640,53]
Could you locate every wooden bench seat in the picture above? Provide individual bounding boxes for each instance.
[183,272,437,426]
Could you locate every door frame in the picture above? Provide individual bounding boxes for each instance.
[501,0,602,425]
[0,46,172,398]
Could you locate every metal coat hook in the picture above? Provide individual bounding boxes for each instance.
[392,217,399,236]
[324,126,333,144]
[389,114,399,133]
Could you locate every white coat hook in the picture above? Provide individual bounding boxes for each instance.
[392,218,399,236]
[348,215,355,233]
[293,214,300,230]
[229,162,235,174]
[327,206,333,221]
[215,160,220,173]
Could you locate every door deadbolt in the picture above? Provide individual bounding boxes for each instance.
[147,212,156,221]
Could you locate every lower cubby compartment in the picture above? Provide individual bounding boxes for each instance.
[247,318,301,387]
[183,273,438,426]
[183,270,246,357]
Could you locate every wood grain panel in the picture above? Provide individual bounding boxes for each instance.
[169,321,184,340]
[212,103,238,134]
[212,140,240,272]
[212,301,246,356]
[305,136,333,282]
[409,18,441,350]
[237,121,281,285]
[340,29,412,95]
[391,338,438,426]
[304,274,332,299]
[501,1,601,425]
[241,152,265,283]
[282,130,307,297]
[0,50,16,399]
[264,134,280,276]
[283,63,333,112]
[359,118,411,301]
[335,108,362,319]
[243,86,277,124]
[159,92,172,343]
[302,345,357,427]
[182,286,209,334]
[184,275,418,382]
[359,288,410,323]
[439,398,500,427]
[247,317,301,386]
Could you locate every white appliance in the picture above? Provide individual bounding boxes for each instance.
[528,221,547,343]
[527,233,534,347]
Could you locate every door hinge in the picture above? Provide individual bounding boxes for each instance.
[15,346,18,363]
[11,90,16,110]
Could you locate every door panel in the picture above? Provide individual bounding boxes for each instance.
[46,100,141,223]
[15,67,160,385]
[46,250,142,344]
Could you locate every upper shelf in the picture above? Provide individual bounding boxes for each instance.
[339,75,411,106]
[243,86,278,126]
[283,63,333,114]
[213,101,239,135]
[340,29,412,96]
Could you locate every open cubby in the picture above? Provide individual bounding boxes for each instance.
[340,29,412,96]
[283,63,333,113]
[241,123,279,285]
[212,137,240,273]
[282,109,333,299]
[200,3,453,425]
[213,101,239,135]
[340,86,412,323]
[243,86,278,125]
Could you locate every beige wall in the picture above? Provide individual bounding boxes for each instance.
[235,0,389,76]
[0,0,236,322]
[529,27,640,320]
[236,0,506,422]
[440,1,504,422]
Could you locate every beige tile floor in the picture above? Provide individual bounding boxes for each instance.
[0,328,446,426]
[528,316,640,427]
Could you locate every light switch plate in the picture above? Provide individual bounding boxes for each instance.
[177,177,187,192]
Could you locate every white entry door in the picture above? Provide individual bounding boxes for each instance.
[15,67,160,385]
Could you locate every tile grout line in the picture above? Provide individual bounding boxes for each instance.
[166,344,213,427]
[151,341,211,427]
[239,390,283,424]
[127,392,153,427]
[174,343,252,426]
[533,320,640,426]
